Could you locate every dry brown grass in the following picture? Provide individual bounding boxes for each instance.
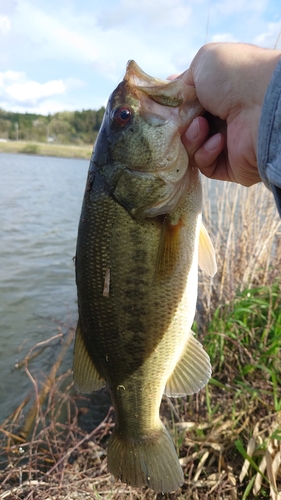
[198,180,281,328]
[0,140,92,159]
[1,363,280,499]
[0,180,281,499]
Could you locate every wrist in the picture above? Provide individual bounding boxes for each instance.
[250,47,281,108]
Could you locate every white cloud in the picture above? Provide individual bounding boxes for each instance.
[6,79,65,103]
[0,71,24,86]
[10,0,191,81]
[1,0,281,115]
[214,0,267,16]
[98,0,192,28]
[0,15,11,34]
[63,77,85,91]
[0,99,76,115]
[13,1,98,63]
[0,71,67,110]
[253,21,281,48]
[210,32,239,43]
[0,0,197,87]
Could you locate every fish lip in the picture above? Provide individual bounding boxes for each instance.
[124,60,194,109]
[125,60,168,88]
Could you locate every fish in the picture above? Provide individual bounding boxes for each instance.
[73,60,217,493]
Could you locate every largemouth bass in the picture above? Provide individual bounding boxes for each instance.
[73,61,217,493]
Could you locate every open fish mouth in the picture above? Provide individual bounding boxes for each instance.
[125,60,204,121]
[125,60,188,107]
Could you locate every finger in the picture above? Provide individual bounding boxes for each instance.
[194,135,229,181]
[179,67,194,86]
[182,116,210,156]
[166,73,180,80]
[195,133,224,165]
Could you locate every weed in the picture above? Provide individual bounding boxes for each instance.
[0,180,281,499]
[21,143,40,155]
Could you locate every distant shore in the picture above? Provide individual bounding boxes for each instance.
[0,140,93,159]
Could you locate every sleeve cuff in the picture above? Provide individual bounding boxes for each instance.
[257,57,281,216]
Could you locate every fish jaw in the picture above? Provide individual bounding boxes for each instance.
[125,59,203,123]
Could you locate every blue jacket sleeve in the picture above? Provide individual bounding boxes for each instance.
[258,59,281,217]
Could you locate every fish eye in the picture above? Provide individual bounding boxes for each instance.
[112,106,132,127]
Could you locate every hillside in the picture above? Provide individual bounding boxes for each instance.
[0,107,105,145]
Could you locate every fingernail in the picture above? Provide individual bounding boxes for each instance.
[205,133,221,151]
[185,118,200,141]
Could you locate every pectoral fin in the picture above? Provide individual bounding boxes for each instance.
[73,320,106,393]
[154,215,183,282]
[198,222,217,277]
[164,331,212,397]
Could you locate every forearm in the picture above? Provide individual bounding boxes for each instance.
[258,58,281,217]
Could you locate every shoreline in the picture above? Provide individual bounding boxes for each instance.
[0,140,93,159]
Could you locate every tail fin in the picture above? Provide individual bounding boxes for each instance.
[107,423,184,493]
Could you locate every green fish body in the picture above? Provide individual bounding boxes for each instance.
[74,61,216,493]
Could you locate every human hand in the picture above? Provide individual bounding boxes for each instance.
[180,43,281,187]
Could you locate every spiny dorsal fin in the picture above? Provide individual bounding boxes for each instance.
[164,331,212,397]
[198,222,217,277]
[73,320,106,393]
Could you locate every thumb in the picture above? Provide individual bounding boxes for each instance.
[179,67,195,87]
[166,73,180,80]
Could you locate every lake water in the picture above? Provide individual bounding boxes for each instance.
[0,153,90,422]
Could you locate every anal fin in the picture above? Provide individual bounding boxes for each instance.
[73,320,106,393]
[164,331,212,397]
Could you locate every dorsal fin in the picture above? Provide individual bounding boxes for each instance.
[198,222,217,276]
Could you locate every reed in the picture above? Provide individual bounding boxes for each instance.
[0,179,280,499]
[197,179,281,329]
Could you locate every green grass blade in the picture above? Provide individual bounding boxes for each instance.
[235,439,269,484]
[241,475,256,500]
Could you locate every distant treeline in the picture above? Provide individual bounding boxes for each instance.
[0,107,105,145]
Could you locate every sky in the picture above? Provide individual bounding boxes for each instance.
[1,0,281,115]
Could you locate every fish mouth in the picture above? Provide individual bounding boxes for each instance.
[124,60,188,108]
[124,61,204,123]
[109,59,203,137]
[125,60,169,88]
